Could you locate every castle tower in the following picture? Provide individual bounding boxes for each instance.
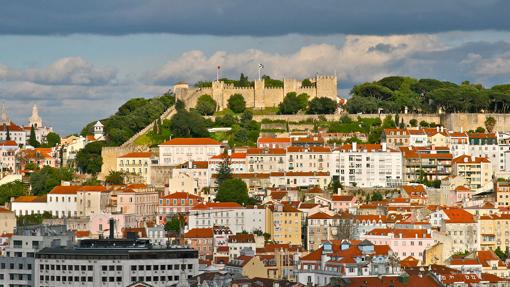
[94,121,104,139]
[29,104,43,129]
[316,75,338,100]
[0,103,9,125]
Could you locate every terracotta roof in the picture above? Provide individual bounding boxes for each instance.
[365,228,431,238]
[468,132,496,139]
[441,274,480,284]
[452,154,490,164]
[49,185,107,194]
[0,207,13,213]
[74,230,91,238]
[270,171,329,177]
[331,195,355,201]
[442,208,476,224]
[118,152,152,158]
[184,228,214,238]
[0,140,18,147]
[257,137,291,143]
[400,256,420,267]
[455,185,470,192]
[0,122,23,132]
[246,148,286,155]
[210,152,246,159]
[160,137,220,146]
[161,192,201,200]
[228,233,255,243]
[13,195,47,203]
[308,212,339,220]
[477,250,505,268]
[191,202,242,210]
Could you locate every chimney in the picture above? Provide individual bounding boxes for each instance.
[352,142,357,152]
[436,126,439,132]
[227,149,232,156]
[441,126,444,132]
[382,142,387,152]
[109,218,115,239]
[188,161,192,169]
[471,155,475,162]
[460,127,463,133]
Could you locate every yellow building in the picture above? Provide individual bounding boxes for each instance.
[480,214,510,251]
[496,180,510,207]
[265,204,303,246]
[116,152,152,184]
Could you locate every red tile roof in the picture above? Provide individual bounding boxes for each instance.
[119,152,152,158]
[257,137,291,143]
[191,202,242,210]
[49,185,107,194]
[13,195,47,203]
[331,195,355,201]
[184,228,214,238]
[160,138,220,146]
[452,155,490,164]
[442,208,476,223]
[210,152,246,159]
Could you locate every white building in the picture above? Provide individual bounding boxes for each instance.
[332,143,403,188]
[159,138,222,166]
[188,203,265,234]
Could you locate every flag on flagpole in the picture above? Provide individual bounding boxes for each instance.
[258,64,264,69]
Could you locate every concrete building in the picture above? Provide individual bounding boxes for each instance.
[35,238,198,287]
[332,143,403,188]
[452,155,493,189]
[0,225,74,287]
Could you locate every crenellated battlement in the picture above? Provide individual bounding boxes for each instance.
[177,75,338,110]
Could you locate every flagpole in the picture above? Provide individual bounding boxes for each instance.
[258,66,261,81]
[216,66,220,81]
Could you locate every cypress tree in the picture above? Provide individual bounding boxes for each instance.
[29,125,39,147]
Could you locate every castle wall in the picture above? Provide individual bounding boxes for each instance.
[191,75,339,110]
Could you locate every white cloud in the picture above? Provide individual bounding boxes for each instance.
[149,34,445,85]
[0,57,117,86]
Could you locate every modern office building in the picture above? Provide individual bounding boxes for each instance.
[35,238,199,287]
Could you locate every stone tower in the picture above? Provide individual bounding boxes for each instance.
[29,104,43,128]
[0,103,9,125]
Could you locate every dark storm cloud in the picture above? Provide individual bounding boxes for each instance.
[0,0,509,36]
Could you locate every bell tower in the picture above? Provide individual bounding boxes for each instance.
[29,104,43,128]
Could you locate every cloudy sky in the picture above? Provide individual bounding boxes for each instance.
[1,0,510,134]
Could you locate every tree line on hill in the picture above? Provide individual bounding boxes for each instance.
[346,76,510,114]
[81,93,175,146]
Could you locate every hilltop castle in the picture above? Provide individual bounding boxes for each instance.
[173,75,338,110]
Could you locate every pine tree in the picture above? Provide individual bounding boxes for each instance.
[28,125,39,147]
[4,124,10,141]
[217,151,232,186]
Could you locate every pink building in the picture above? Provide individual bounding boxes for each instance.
[158,192,203,214]
[360,228,433,262]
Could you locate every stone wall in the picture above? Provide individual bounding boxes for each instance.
[179,75,338,111]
